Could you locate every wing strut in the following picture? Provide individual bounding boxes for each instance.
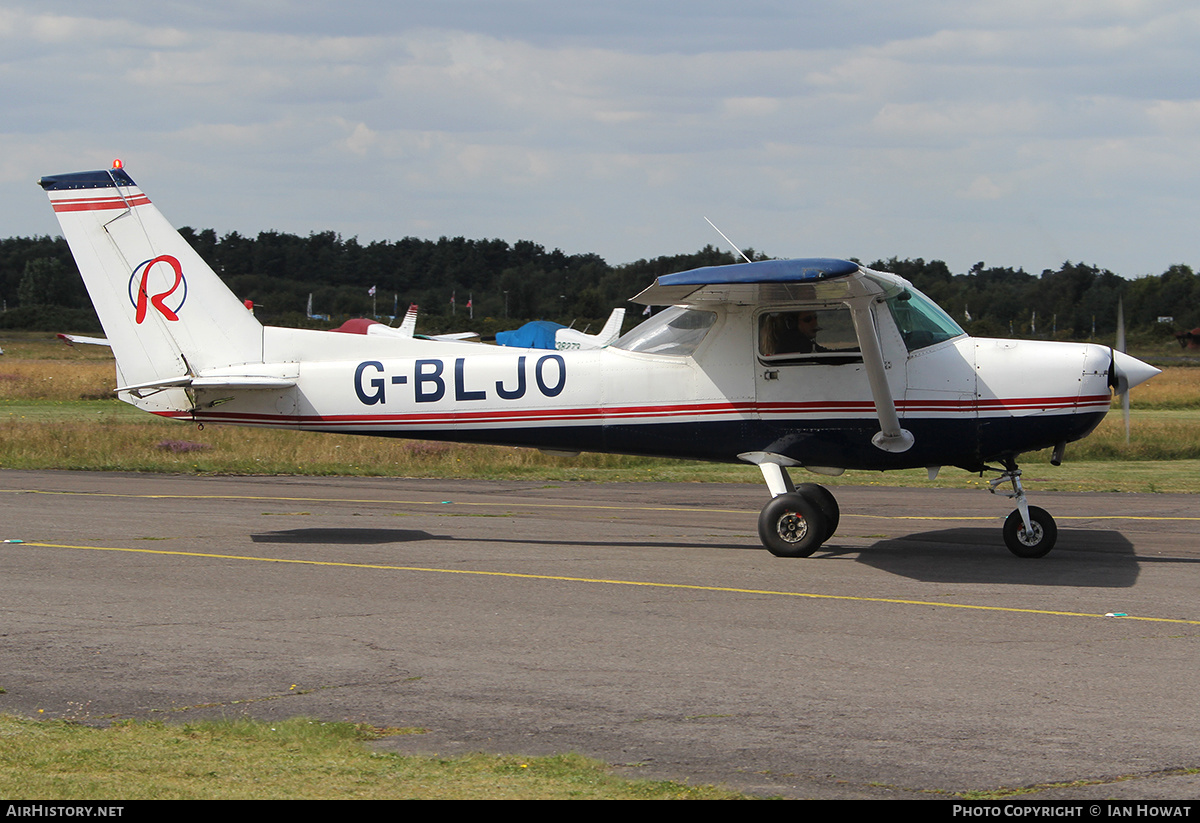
[849,300,914,453]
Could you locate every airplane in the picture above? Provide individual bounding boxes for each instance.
[332,305,480,342]
[495,308,626,351]
[39,162,1160,559]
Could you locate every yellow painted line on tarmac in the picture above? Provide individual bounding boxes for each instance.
[16,540,1200,627]
[2,487,1198,522]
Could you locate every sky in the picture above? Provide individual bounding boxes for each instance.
[4,1,1200,279]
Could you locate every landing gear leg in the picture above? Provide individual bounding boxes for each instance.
[989,459,1057,558]
[753,461,839,557]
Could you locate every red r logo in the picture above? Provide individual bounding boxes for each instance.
[130,255,187,323]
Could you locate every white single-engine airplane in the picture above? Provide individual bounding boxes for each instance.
[40,163,1160,558]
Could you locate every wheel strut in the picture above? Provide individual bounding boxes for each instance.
[989,459,1057,558]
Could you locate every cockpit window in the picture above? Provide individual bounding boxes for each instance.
[612,306,716,356]
[759,308,858,357]
[883,288,966,351]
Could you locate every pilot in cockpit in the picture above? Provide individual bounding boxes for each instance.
[760,311,829,355]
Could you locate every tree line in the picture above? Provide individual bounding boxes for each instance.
[1,230,1196,344]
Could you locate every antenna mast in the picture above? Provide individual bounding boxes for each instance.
[704,217,753,264]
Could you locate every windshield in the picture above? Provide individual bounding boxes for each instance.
[612,306,716,356]
[883,288,966,351]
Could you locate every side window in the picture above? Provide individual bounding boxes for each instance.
[613,306,716,356]
[758,308,861,363]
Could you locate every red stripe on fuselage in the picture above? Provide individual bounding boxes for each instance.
[170,394,1111,430]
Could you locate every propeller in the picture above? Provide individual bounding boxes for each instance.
[1107,297,1162,443]
[1117,296,1129,443]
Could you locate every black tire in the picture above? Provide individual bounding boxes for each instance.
[795,483,840,542]
[1003,506,1057,558]
[758,493,828,557]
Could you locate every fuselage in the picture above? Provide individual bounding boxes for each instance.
[171,298,1115,473]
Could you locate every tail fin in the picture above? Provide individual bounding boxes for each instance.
[595,307,626,345]
[39,165,263,409]
[398,303,419,337]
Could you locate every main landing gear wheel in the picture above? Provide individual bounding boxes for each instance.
[758,493,828,558]
[795,483,839,543]
[1003,506,1057,558]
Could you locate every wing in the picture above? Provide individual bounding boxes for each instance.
[630,258,880,306]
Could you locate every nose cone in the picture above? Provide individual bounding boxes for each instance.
[1111,350,1161,391]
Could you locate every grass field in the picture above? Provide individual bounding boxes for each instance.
[0,715,746,800]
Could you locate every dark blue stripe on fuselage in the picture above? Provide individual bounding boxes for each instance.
[312,412,1107,471]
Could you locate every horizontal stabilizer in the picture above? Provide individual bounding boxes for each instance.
[57,333,111,347]
[117,374,297,395]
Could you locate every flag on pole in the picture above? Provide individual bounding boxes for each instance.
[368,285,376,297]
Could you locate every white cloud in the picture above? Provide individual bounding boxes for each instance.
[961,175,1007,201]
[873,100,1045,141]
[721,97,782,118]
[1146,99,1200,134]
[341,121,378,156]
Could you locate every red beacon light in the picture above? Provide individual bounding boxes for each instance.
[112,159,123,170]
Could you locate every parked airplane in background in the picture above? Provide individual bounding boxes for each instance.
[332,304,479,342]
[496,308,625,351]
[39,163,1159,558]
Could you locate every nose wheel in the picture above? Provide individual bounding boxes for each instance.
[1003,506,1057,558]
[990,461,1058,558]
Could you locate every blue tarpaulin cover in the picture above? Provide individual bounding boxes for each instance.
[495,320,564,349]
